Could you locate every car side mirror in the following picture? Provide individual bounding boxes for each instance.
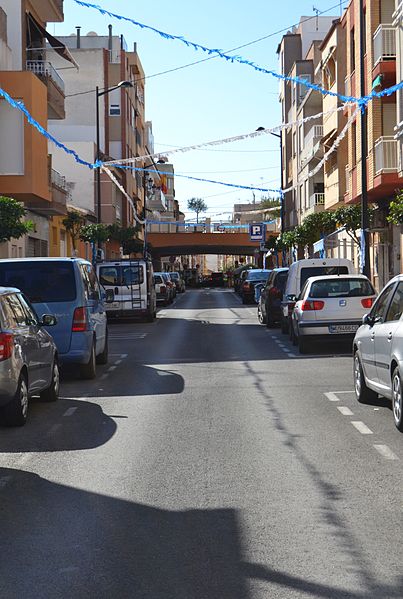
[105,289,115,303]
[287,294,296,302]
[362,313,375,326]
[40,314,57,327]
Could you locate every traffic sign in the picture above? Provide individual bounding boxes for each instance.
[249,223,266,241]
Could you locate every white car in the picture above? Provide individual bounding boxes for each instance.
[353,275,403,431]
[291,274,376,354]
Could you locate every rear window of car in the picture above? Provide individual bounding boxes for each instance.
[275,271,288,290]
[99,265,143,287]
[154,275,163,284]
[0,262,76,303]
[300,266,349,290]
[247,271,271,281]
[170,273,180,280]
[309,278,375,298]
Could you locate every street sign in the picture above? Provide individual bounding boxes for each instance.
[249,223,265,241]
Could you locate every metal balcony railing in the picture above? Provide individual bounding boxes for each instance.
[374,136,398,174]
[345,166,350,193]
[373,25,396,65]
[300,125,323,165]
[51,168,71,197]
[310,193,325,207]
[26,60,65,93]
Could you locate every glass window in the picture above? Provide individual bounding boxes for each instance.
[122,266,143,286]
[17,294,39,325]
[4,294,28,326]
[0,262,76,303]
[385,282,403,322]
[371,283,396,323]
[247,271,271,281]
[80,264,100,300]
[309,278,375,299]
[154,275,163,284]
[300,266,349,290]
[99,266,119,287]
[0,297,17,329]
[99,265,143,288]
[275,271,288,291]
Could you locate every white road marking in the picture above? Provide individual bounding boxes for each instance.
[337,406,354,416]
[49,424,61,434]
[120,353,128,358]
[374,445,399,460]
[331,390,355,394]
[108,365,117,371]
[324,392,341,402]
[63,407,77,417]
[100,373,108,380]
[351,421,373,435]
[272,335,278,339]
[288,353,297,358]
[114,359,122,365]
[0,476,12,488]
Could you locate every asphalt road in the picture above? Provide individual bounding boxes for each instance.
[0,288,402,599]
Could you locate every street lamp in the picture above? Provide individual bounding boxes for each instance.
[255,127,284,234]
[95,80,133,225]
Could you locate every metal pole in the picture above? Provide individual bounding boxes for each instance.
[96,86,101,225]
[359,0,370,277]
[279,133,284,235]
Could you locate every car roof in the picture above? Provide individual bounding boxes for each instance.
[0,286,20,294]
[306,274,370,284]
[0,257,89,263]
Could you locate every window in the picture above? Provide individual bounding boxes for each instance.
[299,266,349,290]
[17,294,39,325]
[350,27,356,72]
[80,264,100,300]
[0,262,76,303]
[309,278,375,299]
[385,282,403,322]
[351,122,357,166]
[4,294,28,326]
[99,265,143,287]
[370,283,396,323]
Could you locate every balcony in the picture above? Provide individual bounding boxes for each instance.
[33,0,64,23]
[373,25,396,66]
[300,125,323,167]
[345,166,350,194]
[374,136,398,174]
[49,168,69,216]
[26,61,65,119]
[310,193,325,207]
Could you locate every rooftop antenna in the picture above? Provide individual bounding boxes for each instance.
[313,6,320,30]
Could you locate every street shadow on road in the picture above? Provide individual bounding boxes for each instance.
[1,466,402,599]
[0,398,117,453]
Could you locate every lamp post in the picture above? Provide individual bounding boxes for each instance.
[268,131,284,234]
[95,80,133,225]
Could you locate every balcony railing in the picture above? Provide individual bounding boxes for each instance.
[373,25,396,65]
[375,136,398,174]
[310,193,325,207]
[345,166,350,194]
[26,60,65,93]
[300,125,323,166]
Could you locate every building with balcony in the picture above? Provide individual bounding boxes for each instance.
[394,0,403,177]
[0,0,72,258]
[48,27,147,258]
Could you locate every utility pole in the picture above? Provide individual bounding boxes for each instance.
[359,0,370,277]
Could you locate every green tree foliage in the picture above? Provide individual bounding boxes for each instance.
[334,205,375,246]
[0,196,33,243]
[108,224,140,243]
[79,223,110,244]
[387,191,403,225]
[62,210,86,251]
[187,197,208,223]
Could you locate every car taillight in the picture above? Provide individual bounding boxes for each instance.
[72,307,88,332]
[0,333,13,361]
[160,285,166,293]
[361,298,374,309]
[301,300,325,311]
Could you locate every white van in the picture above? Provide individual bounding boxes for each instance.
[280,258,356,333]
[97,259,156,321]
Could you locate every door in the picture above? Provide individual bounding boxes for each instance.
[359,282,396,385]
[375,282,403,390]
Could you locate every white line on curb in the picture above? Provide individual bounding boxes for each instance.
[337,406,354,416]
[351,421,373,435]
[374,445,398,460]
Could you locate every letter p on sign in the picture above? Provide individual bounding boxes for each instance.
[249,223,265,241]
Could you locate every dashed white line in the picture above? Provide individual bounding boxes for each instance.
[108,365,117,372]
[100,373,108,380]
[351,421,373,435]
[114,359,122,365]
[120,353,128,358]
[331,390,355,394]
[324,392,341,402]
[63,407,77,417]
[337,406,354,416]
[373,445,399,460]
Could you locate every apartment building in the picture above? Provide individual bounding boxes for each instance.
[0,0,71,257]
[394,0,403,176]
[48,27,147,258]
[277,15,337,231]
[342,0,403,288]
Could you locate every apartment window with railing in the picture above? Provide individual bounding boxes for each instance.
[351,122,357,166]
[350,27,356,72]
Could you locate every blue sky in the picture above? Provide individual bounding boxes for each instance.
[55,0,345,221]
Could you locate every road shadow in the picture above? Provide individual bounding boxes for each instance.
[0,398,116,453]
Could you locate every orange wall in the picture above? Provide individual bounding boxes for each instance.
[0,71,50,202]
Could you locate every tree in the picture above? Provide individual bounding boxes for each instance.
[108,224,140,243]
[62,210,85,252]
[387,191,403,225]
[187,197,208,223]
[0,196,33,243]
[79,223,110,245]
[334,205,375,246]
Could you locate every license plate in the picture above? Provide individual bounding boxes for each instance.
[329,324,359,334]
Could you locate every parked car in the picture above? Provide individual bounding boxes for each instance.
[281,258,356,334]
[0,287,59,426]
[240,269,272,304]
[204,272,225,287]
[154,273,170,305]
[97,259,156,321]
[353,275,403,431]
[258,267,289,327]
[0,258,112,380]
[292,274,376,354]
[254,282,265,304]
[162,272,176,300]
[170,271,186,293]
[234,266,255,293]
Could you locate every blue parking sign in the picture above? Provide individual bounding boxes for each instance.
[249,223,265,241]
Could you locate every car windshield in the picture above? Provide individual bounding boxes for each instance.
[154,275,163,284]
[300,266,349,289]
[0,261,76,303]
[247,271,271,281]
[309,278,375,299]
[170,273,180,280]
[99,265,143,287]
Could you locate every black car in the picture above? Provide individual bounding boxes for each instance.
[240,269,272,304]
[258,267,289,327]
[204,272,225,287]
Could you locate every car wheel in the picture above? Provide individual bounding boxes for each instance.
[40,360,60,402]
[353,352,377,404]
[392,368,403,431]
[2,373,29,427]
[97,330,109,365]
[81,341,97,380]
[258,305,266,325]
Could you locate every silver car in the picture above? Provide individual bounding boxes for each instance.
[0,287,59,426]
[353,275,403,431]
[292,275,376,354]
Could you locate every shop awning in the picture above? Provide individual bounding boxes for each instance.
[27,13,79,70]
